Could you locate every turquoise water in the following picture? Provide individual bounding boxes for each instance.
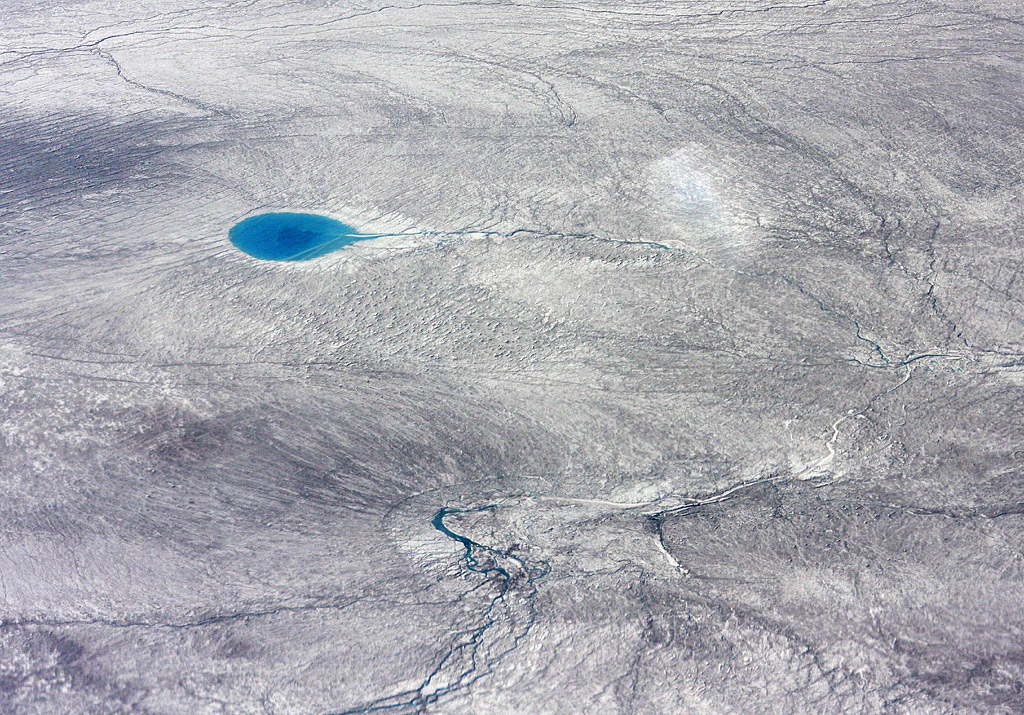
[229,212,377,261]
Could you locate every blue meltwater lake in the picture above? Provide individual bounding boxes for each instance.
[229,212,378,261]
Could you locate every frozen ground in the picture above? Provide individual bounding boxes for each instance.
[2,1,1023,713]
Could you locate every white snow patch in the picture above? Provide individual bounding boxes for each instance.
[650,146,766,264]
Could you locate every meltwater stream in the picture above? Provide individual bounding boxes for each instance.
[333,506,549,714]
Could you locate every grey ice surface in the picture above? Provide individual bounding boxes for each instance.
[2,1,1023,713]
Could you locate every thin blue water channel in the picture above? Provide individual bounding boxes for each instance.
[229,212,381,261]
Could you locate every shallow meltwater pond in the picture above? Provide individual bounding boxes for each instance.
[229,212,378,261]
